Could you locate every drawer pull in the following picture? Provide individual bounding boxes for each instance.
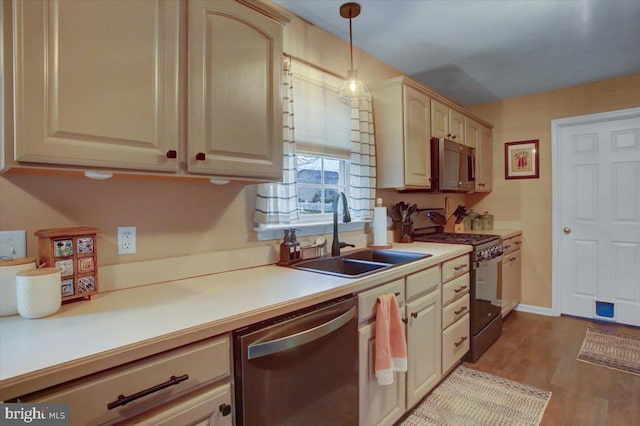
[107,374,189,410]
[402,317,408,324]
[503,244,511,249]
[219,403,232,417]
[411,312,418,318]
[454,285,468,293]
[454,264,467,271]
[454,336,468,347]
[454,306,467,315]
[515,241,522,245]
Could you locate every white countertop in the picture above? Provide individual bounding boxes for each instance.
[0,242,470,400]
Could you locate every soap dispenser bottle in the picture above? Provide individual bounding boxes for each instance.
[278,229,293,265]
[290,229,301,260]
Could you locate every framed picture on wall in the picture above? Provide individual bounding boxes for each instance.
[505,140,539,179]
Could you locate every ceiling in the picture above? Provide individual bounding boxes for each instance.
[272,0,640,106]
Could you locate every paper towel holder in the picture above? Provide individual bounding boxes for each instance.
[368,198,393,249]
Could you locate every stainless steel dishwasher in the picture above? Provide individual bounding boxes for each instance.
[233,294,358,426]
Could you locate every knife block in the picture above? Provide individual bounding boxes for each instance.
[444,216,465,233]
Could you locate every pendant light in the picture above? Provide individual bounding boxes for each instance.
[337,2,369,106]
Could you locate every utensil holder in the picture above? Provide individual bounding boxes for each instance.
[16,267,62,319]
[394,221,413,243]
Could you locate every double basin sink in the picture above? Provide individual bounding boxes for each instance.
[291,249,432,278]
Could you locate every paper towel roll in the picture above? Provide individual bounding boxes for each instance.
[373,206,388,246]
[16,267,61,319]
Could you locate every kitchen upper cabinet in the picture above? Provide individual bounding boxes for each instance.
[187,0,286,181]
[431,99,465,144]
[370,78,432,189]
[464,117,479,151]
[475,124,493,192]
[12,0,180,172]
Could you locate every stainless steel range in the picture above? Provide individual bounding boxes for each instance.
[412,210,504,362]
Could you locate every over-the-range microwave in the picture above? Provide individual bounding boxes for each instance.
[430,137,475,192]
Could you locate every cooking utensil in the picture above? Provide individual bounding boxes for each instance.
[390,204,402,222]
[427,211,447,225]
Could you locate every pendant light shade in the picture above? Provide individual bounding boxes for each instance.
[337,2,369,106]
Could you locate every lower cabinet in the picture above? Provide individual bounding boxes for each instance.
[19,335,232,425]
[358,322,407,426]
[406,290,441,408]
[121,383,232,426]
[357,264,443,425]
[501,234,522,317]
[442,313,471,374]
[502,249,522,317]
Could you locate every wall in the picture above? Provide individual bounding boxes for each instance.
[0,7,404,268]
[466,73,640,309]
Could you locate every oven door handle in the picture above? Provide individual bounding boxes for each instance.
[474,255,503,268]
[247,306,356,360]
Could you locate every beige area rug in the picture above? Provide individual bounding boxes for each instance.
[400,365,551,426]
[577,326,640,376]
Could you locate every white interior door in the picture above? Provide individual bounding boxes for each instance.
[553,108,640,326]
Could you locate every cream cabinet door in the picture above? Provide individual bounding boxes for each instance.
[403,86,432,187]
[464,117,479,150]
[475,124,493,192]
[13,0,180,172]
[449,109,465,144]
[188,0,284,181]
[406,290,441,409]
[502,249,522,317]
[122,383,232,426]
[431,99,449,140]
[359,322,406,426]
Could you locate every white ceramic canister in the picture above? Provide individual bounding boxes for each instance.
[0,257,37,316]
[16,267,62,319]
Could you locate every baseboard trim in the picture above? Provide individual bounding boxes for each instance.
[514,304,558,317]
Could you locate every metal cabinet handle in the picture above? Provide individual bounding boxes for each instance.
[478,183,486,187]
[411,312,418,318]
[166,150,177,159]
[402,317,408,324]
[454,336,468,347]
[195,152,206,161]
[503,244,512,249]
[515,241,522,245]
[454,285,468,293]
[563,227,572,234]
[454,264,467,271]
[247,306,355,360]
[107,374,189,410]
[451,134,456,139]
[454,306,467,315]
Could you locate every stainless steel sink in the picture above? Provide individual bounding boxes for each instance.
[291,249,432,278]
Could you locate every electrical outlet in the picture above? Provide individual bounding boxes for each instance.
[117,226,136,255]
[0,230,27,259]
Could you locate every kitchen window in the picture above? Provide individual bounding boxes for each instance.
[254,57,376,240]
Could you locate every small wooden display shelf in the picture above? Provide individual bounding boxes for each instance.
[35,227,101,302]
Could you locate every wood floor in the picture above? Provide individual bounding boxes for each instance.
[465,311,640,426]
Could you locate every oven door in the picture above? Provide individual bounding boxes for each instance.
[470,256,502,335]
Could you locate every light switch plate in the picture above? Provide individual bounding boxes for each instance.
[0,230,27,259]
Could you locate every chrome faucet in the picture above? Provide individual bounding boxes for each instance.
[332,192,354,256]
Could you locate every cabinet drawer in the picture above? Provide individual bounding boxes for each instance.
[121,382,232,426]
[406,266,440,301]
[442,294,470,330]
[442,273,470,307]
[358,279,405,323]
[21,335,230,425]
[442,313,470,374]
[503,235,522,255]
[442,254,470,283]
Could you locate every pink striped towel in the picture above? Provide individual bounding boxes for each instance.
[375,293,407,385]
